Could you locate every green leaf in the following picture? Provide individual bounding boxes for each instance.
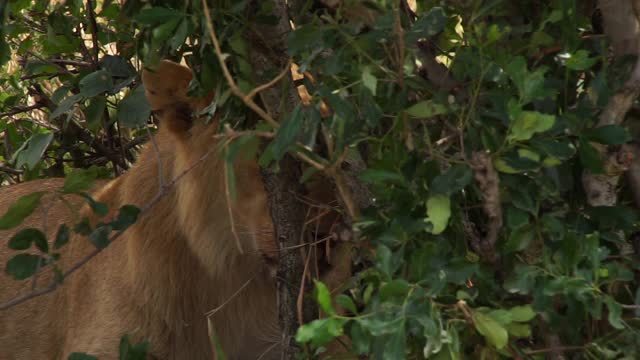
[565,50,598,71]
[407,7,447,43]
[362,66,377,95]
[100,55,136,80]
[517,148,540,162]
[506,207,529,230]
[507,111,555,142]
[169,19,188,51]
[110,205,141,231]
[487,309,512,325]
[505,57,553,103]
[74,217,92,236]
[578,137,604,173]
[509,305,536,322]
[89,225,112,249]
[605,297,625,329]
[79,69,114,97]
[151,18,180,42]
[54,224,70,250]
[431,164,473,195]
[359,169,404,184]
[531,138,576,161]
[9,228,48,253]
[380,279,410,301]
[84,96,106,130]
[335,294,358,314]
[383,325,406,359]
[119,334,149,360]
[426,195,451,235]
[584,125,631,145]
[63,168,98,194]
[5,253,42,280]
[269,104,303,161]
[504,225,535,253]
[79,193,108,217]
[135,7,182,25]
[68,353,98,360]
[15,133,54,169]
[314,280,335,315]
[505,323,531,338]
[350,321,370,354]
[406,100,448,118]
[472,311,509,349]
[0,192,46,230]
[295,318,346,347]
[50,94,83,120]
[287,25,325,56]
[494,159,520,174]
[51,85,72,104]
[118,85,151,128]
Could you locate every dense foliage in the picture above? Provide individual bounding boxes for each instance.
[1,0,640,358]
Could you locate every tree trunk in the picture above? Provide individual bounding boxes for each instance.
[245,1,310,358]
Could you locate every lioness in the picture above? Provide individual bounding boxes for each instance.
[1,61,292,359]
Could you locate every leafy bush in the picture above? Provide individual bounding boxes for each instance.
[1,0,639,359]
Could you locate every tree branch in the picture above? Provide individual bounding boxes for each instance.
[469,151,502,262]
[85,0,100,65]
[584,5,640,206]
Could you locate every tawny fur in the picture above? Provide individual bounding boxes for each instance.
[0,61,282,359]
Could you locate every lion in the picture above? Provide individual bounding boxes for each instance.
[0,60,347,359]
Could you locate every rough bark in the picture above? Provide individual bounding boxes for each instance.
[245,1,310,358]
[598,0,640,57]
[583,1,640,207]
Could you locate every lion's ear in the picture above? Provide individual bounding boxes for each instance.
[142,60,193,111]
[142,60,215,136]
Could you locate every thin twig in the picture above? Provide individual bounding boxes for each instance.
[223,156,244,254]
[297,245,313,326]
[85,0,100,65]
[394,0,405,88]
[205,276,254,317]
[256,339,283,360]
[45,59,93,67]
[202,0,331,173]
[525,346,586,355]
[0,164,23,175]
[0,104,45,117]
[246,60,293,100]
[201,1,280,129]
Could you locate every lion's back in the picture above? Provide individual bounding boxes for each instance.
[0,178,92,359]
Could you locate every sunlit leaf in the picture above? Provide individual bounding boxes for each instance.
[406,100,448,118]
[426,195,451,235]
[362,66,377,95]
[0,192,46,230]
[509,305,536,322]
[472,311,508,349]
[314,280,335,316]
[507,111,555,142]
